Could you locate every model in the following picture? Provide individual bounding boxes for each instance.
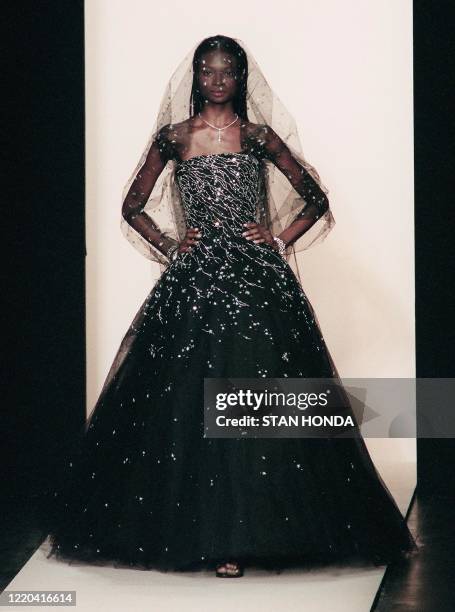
[42,35,417,578]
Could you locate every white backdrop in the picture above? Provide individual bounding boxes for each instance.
[85,0,415,464]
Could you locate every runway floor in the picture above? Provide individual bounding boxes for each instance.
[2,458,416,612]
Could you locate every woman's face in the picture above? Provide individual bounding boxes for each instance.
[197,50,239,105]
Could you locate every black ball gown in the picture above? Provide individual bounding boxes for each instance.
[41,140,418,572]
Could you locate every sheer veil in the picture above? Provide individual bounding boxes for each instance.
[120,36,335,286]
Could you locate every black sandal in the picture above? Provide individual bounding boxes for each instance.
[215,561,244,578]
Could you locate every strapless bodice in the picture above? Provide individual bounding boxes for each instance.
[175,152,261,237]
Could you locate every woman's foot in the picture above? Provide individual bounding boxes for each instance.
[215,561,244,577]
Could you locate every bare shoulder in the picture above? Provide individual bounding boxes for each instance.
[242,120,278,142]
[160,117,201,141]
[169,117,193,129]
[156,117,189,133]
[169,116,207,132]
[243,120,267,133]
[154,119,193,150]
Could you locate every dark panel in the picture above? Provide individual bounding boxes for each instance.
[3,1,86,508]
[414,0,455,496]
[374,1,455,609]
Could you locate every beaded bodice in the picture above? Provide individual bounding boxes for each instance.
[175,152,261,240]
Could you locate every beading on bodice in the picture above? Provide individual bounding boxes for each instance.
[175,152,261,236]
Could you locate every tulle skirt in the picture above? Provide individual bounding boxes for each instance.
[40,239,418,571]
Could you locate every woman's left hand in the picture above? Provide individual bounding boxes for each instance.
[242,222,277,250]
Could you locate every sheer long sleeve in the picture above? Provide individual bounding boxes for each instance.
[121,129,180,260]
[261,125,329,249]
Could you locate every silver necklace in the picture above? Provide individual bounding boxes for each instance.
[198,112,239,143]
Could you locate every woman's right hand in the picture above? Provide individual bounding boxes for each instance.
[177,227,203,253]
